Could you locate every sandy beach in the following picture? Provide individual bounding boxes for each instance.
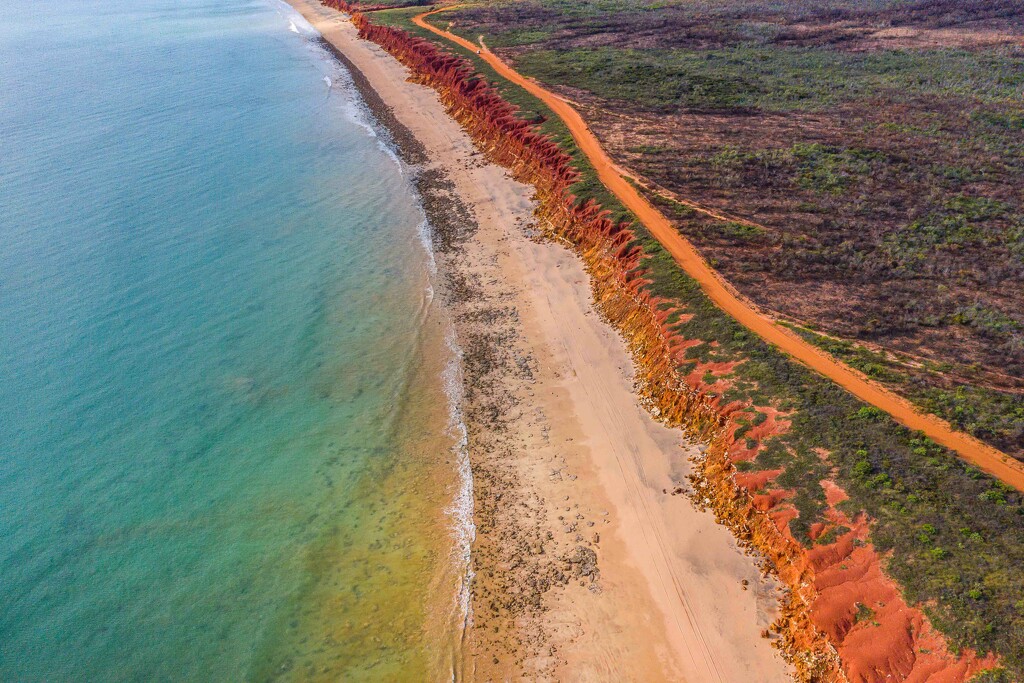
[286,1,793,679]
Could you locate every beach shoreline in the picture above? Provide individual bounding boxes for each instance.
[286,2,792,679]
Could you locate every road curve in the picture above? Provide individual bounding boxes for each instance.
[411,7,1024,492]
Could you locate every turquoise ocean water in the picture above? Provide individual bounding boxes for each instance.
[0,0,469,679]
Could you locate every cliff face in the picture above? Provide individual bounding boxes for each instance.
[331,7,999,681]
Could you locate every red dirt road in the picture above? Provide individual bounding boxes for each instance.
[411,8,1024,492]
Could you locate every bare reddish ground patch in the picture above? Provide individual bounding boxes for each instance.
[857,25,1024,50]
[685,360,741,395]
[749,408,793,443]
[769,505,801,539]
[753,488,794,512]
[669,337,703,364]
[821,479,850,507]
[725,447,1000,681]
[805,486,1000,683]
[768,21,1024,51]
[724,406,791,462]
[811,532,999,682]
[807,522,828,541]
[734,468,784,491]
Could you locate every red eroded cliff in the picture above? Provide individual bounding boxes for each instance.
[330,6,1000,681]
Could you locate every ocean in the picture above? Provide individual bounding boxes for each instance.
[0,0,469,679]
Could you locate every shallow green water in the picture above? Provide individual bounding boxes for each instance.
[0,0,467,679]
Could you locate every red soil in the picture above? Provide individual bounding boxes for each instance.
[733,468,784,492]
[821,479,850,507]
[808,516,998,683]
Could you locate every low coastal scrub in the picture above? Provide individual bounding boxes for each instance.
[328,3,1024,679]
[786,325,1024,459]
[446,0,1024,462]
[513,46,1024,113]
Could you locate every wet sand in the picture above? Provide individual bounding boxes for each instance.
[285,1,793,679]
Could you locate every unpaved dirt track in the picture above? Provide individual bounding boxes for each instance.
[412,6,1024,493]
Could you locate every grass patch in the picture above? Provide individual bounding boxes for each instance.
[510,46,1024,113]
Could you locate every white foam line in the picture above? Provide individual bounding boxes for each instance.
[417,218,438,275]
[269,0,404,172]
[412,209,473,674]
[271,0,317,36]
[442,324,475,655]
